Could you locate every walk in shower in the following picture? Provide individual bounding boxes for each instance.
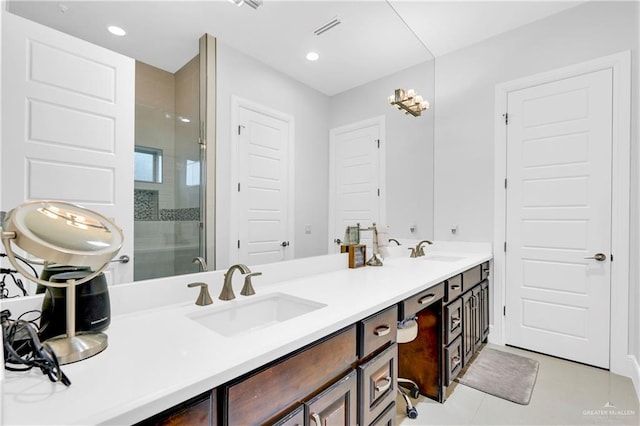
[133,57,203,280]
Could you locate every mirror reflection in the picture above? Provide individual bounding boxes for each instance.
[5,1,435,281]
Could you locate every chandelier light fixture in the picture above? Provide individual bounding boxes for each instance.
[388,88,430,117]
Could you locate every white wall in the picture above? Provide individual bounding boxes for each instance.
[329,60,435,241]
[434,0,639,379]
[216,41,330,268]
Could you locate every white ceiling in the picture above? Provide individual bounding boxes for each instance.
[6,0,585,96]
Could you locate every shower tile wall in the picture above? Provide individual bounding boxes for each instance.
[134,61,200,281]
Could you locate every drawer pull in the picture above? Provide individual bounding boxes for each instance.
[418,294,436,305]
[450,317,461,329]
[375,376,392,393]
[451,355,461,369]
[374,325,391,336]
[450,284,461,290]
[310,413,322,425]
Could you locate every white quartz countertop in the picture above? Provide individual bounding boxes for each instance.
[1,242,492,425]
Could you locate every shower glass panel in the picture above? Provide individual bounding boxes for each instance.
[133,56,203,281]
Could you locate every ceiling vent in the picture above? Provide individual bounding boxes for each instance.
[244,0,263,9]
[314,16,341,36]
[230,0,262,9]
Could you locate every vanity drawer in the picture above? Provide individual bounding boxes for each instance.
[357,343,397,426]
[481,261,490,280]
[358,305,397,358]
[445,335,463,386]
[444,298,463,345]
[398,282,444,320]
[225,325,356,425]
[369,401,396,426]
[462,265,482,292]
[444,274,462,303]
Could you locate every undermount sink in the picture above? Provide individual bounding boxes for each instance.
[421,254,465,262]
[187,292,327,337]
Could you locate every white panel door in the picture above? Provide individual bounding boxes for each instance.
[329,119,382,253]
[237,105,291,265]
[1,13,134,284]
[505,68,613,368]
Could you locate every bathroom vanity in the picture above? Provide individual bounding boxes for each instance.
[0,242,491,425]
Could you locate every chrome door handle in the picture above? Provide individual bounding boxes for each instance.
[334,238,342,245]
[375,376,392,393]
[280,241,290,247]
[373,325,391,336]
[110,255,130,264]
[584,253,607,261]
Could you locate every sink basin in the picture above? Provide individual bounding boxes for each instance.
[421,255,465,262]
[187,293,327,337]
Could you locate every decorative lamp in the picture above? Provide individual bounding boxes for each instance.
[1,200,123,364]
[388,88,430,117]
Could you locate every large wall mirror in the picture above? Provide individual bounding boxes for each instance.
[6,1,435,281]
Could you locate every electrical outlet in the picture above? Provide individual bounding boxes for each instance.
[304,224,312,234]
[451,224,458,235]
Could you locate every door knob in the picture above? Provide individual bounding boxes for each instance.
[334,238,342,245]
[280,241,290,247]
[584,253,607,261]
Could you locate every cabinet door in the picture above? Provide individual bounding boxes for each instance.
[462,291,474,365]
[305,370,357,426]
[480,281,490,341]
[472,287,483,353]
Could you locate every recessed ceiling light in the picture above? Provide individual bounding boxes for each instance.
[306,52,319,61]
[107,25,126,36]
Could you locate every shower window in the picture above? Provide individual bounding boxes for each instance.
[134,145,163,183]
[186,160,200,186]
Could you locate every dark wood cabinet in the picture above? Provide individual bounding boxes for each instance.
[357,344,397,425]
[397,262,491,403]
[135,390,215,426]
[223,325,357,425]
[305,370,358,426]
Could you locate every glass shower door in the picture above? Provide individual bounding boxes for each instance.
[133,55,203,281]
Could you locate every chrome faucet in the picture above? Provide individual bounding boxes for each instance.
[219,264,260,300]
[412,240,433,257]
[192,256,208,272]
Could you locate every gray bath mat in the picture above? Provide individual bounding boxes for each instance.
[457,348,539,405]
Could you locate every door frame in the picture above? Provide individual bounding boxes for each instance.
[229,95,295,264]
[328,116,386,253]
[492,52,631,377]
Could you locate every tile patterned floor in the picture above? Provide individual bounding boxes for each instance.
[397,344,639,425]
